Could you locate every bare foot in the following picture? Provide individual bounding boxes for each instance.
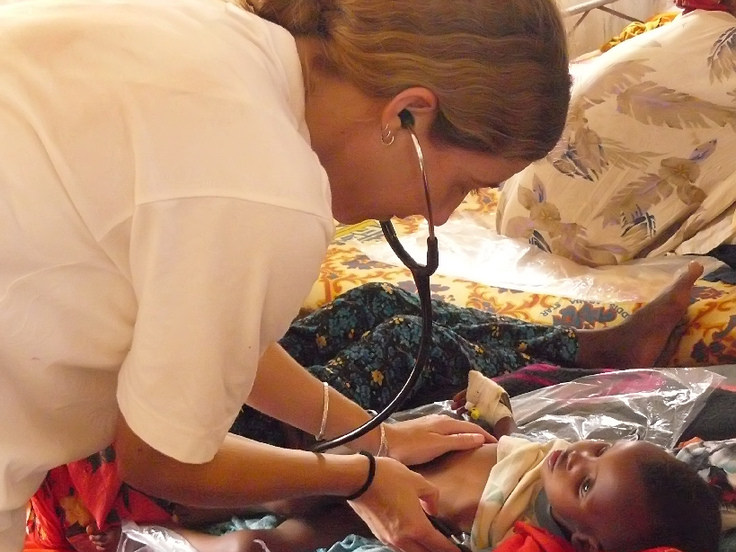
[577,261,703,369]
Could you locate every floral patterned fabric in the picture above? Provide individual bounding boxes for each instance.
[285,283,578,406]
[497,10,736,265]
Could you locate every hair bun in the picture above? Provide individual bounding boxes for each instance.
[256,0,335,36]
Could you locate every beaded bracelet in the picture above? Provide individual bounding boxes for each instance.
[345,451,376,501]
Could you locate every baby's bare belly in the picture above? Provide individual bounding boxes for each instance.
[418,443,498,533]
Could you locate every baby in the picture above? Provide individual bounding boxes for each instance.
[167,373,721,552]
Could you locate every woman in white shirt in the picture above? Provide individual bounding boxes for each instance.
[0,0,570,550]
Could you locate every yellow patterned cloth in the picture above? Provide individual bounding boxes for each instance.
[306,189,736,367]
[600,11,679,52]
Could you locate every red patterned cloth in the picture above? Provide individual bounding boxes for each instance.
[496,522,683,552]
[26,446,174,552]
[674,0,731,13]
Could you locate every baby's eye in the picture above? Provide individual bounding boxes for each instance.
[580,478,592,496]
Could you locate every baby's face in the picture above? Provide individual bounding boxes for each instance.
[541,440,665,552]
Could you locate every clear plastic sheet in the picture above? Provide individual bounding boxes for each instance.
[117,521,198,552]
[394,368,723,448]
[358,212,724,303]
[510,368,722,447]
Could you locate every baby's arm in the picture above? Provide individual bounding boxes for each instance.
[491,416,517,439]
[463,371,516,439]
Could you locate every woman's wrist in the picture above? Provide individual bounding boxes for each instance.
[316,450,379,498]
[346,410,387,457]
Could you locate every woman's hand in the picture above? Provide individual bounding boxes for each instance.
[348,456,462,552]
[384,414,494,466]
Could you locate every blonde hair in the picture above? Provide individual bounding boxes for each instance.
[248,0,571,161]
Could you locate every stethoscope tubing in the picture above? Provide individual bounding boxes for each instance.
[312,116,438,453]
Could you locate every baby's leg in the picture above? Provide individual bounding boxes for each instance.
[174,496,342,527]
[179,504,367,552]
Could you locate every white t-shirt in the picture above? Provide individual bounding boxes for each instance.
[0,0,333,548]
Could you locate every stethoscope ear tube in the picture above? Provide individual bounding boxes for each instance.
[312,119,438,453]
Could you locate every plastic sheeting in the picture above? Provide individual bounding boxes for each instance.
[118,522,198,552]
[393,367,723,448]
[510,367,722,447]
[358,213,724,303]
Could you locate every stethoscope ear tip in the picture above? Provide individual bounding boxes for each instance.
[399,109,415,129]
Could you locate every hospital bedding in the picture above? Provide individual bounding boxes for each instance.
[24,368,736,552]
[305,188,736,367]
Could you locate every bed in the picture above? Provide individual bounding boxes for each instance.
[305,188,736,368]
[302,5,736,368]
[95,368,736,552]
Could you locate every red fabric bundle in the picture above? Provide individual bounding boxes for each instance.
[26,447,173,552]
[496,522,682,552]
[674,0,731,13]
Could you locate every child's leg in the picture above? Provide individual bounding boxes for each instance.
[575,262,702,368]
[173,496,340,527]
[231,279,593,443]
[297,312,579,410]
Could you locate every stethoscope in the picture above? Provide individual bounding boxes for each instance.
[311,114,473,550]
[312,109,439,453]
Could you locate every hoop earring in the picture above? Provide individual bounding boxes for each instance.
[381,124,395,146]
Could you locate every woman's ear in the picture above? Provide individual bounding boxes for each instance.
[380,87,438,132]
[570,531,603,552]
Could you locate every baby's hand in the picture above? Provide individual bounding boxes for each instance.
[451,388,467,414]
[86,523,121,552]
